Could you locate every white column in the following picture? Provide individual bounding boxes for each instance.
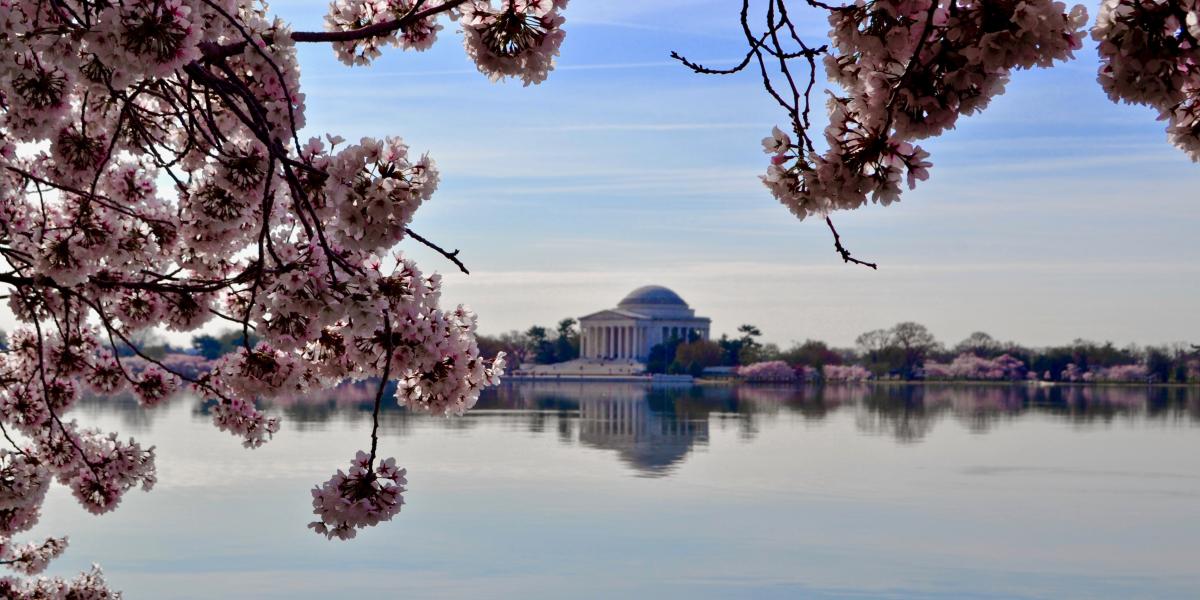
[621,326,629,359]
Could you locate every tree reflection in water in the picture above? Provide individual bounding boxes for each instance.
[78,382,1200,476]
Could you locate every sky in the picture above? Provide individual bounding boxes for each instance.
[182,2,1200,348]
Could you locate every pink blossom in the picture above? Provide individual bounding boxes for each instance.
[823,364,874,382]
[922,353,1027,381]
[737,361,798,383]
[309,452,407,540]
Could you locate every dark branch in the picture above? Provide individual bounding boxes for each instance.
[405,228,470,275]
[825,216,877,270]
[199,0,470,62]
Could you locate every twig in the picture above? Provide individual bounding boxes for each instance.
[825,216,877,270]
[367,314,395,470]
[405,228,470,275]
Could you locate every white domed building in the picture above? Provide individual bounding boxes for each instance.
[578,285,712,361]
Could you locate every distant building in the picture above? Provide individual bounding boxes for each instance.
[578,285,711,361]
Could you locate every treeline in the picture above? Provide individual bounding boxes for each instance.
[476,319,581,368]
[482,318,1200,384]
[18,319,1187,384]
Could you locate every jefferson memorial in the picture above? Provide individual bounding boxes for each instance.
[578,286,712,361]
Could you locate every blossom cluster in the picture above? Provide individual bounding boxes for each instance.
[309,451,407,540]
[0,564,118,599]
[762,0,1087,219]
[1093,0,1200,159]
[324,0,570,85]
[1,537,68,576]
[1060,363,1152,382]
[822,364,874,382]
[460,0,570,85]
[327,0,445,64]
[922,353,1028,381]
[737,360,799,383]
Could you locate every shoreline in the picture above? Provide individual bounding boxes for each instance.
[504,377,1200,388]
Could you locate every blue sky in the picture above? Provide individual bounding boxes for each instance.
[274,2,1197,347]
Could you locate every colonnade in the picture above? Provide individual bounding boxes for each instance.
[579,324,710,360]
[580,325,644,360]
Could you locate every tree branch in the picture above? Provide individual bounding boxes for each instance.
[405,228,469,275]
[825,216,877,270]
[199,0,470,62]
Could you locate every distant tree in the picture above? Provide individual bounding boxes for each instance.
[718,324,765,366]
[474,330,531,369]
[889,322,940,379]
[192,335,225,361]
[554,318,580,362]
[647,344,671,374]
[475,331,528,375]
[746,342,782,364]
[0,329,8,352]
[674,340,724,370]
[1145,346,1173,383]
[524,326,557,364]
[855,329,892,363]
[739,324,763,339]
[118,330,168,359]
[954,332,1004,357]
[780,340,843,370]
[737,360,798,383]
[190,330,261,360]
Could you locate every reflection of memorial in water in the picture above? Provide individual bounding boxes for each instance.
[74,379,1199,466]
[509,382,711,477]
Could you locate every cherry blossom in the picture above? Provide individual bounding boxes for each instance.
[1094,0,1200,159]
[0,0,535,589]
[676,0,1111,264]
[738,360,799,382]
[763,0,1089,220]
[461,0,570,85]
[822,364,874,382]
[309,451,407,540]
[923,353,1028,381]
[1060,362,1152,382]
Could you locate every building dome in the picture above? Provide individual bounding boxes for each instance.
[618,285,688,308]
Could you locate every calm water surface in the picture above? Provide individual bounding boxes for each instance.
[33,383,1200,599]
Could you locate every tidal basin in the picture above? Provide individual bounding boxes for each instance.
[34,382,1200,599]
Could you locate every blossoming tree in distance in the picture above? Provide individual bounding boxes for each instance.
[674,0,1200,267]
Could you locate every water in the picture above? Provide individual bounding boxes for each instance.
[32,383,1200,599]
